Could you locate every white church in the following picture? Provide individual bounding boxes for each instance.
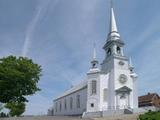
[49,2,138,117]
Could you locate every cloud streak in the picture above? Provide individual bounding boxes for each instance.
[22,0,51,56]
[1,0,160,115]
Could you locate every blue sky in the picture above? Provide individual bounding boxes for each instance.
[0,0,160,115]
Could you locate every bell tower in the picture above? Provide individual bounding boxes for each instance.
[101,2,126,73]
[100,0,138,110]
[104,3,124,55]
[86,43,101,112]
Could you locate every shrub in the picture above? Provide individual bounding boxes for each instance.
[138,111,160,120]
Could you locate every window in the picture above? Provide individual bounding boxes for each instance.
[120,93,126,99]
[117,46,121,54]
[76,95,80,108]
[70,97,73,109]
[55,102,58,112]
[59,101,62,111]
[103,88,107,102]
[107,48,111,56]
[91,80,97,95]
[92,63,96,68]
[64,99,67,110]
[91,103,94,107]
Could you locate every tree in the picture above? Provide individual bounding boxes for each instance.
[5,102,25,117]
[0,56,42,103]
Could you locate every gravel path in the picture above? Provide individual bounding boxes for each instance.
[0,116,93,120]
[0,114,139,120]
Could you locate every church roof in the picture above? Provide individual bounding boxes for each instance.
[54,80,87,101]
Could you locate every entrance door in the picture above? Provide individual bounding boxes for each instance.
[115,86,131,109]
[119,94,128,109]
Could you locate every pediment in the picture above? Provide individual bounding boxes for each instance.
[115,86,132,93]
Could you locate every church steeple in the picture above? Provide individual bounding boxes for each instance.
[103,0,124,58]
[91,43,98,68]
[107,2,120,41]
[129,57,134,68]
[129,57,134,72]
[93,43,97,61]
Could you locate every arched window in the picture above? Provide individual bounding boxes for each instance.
[91,80,97,95]
[59,101,62,111]
[117,46,121,55]
[120,93,126,99]
[76,95,80,108]
[103,88,108,102]
[55,102,58,112]
[107,48,111,56]
[92,63,96,68]
[70,97,73,109]
[64,99,67,110]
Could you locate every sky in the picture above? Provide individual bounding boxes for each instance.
[0,0,160,115]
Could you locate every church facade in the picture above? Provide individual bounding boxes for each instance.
[51,4,138,117]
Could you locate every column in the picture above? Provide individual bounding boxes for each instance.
[113,45,117,55]
[120,47,124,56]
[128,94,130,108]
[116,94,119,109]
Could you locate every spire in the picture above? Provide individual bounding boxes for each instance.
[110,0,118,33]
[129,57,133,67]
[91,42,98,68]
[107,0,120,41]
[110,7,118,32]
[103,0,125,59]
[93,43,96,60]
[129,57,134,71]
